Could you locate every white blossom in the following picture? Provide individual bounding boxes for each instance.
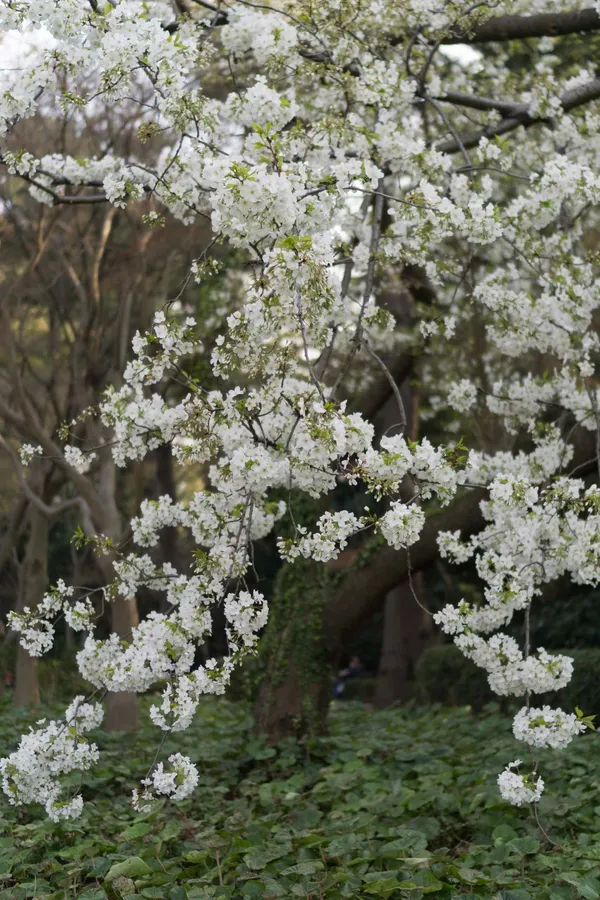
[2,0,599,818]
[498,761,544,807]
[513,706,587,750]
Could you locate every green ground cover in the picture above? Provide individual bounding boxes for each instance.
[0,697,599,899]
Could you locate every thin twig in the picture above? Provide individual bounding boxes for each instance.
[425,96,472,167]
[361,339,407,432]
[333,182,385,395]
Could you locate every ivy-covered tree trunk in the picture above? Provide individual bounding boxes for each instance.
[252,558,334,742]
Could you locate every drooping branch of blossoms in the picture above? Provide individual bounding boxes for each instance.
[1,0,600,819]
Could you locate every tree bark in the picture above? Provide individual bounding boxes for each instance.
[251,556,332,741]
[95,458,140,732]
[14,505,48,707]
[374,575,432,707]
[324,488,485,650]
[373,284,431,707]
[442,7,600,45]
[103,588,140,732]
[253,660,333,744]
[155,443,179,569]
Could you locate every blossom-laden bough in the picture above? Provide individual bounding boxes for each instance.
[1,0,600,819]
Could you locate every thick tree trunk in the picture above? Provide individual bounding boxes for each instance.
[374,575,432,707]
[251,556,332,741]
[253,661,332,744]
[14,505,48,707]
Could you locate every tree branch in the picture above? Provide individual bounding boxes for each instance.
[439,91,521,116]
[324,489,486,646]
[0,392,105,523]
[443,7,600,45]
[436,77,600,153]
[0,435,89,520]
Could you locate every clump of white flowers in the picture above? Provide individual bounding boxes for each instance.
[2,0,600,820]
[279,510,364,562]
[513,706,588,750]
[0,697,103,822]
[64,445,97,474]
[448,379,478,413]
[379,502,425,550]
[8,579,75,656]
[498,761,544,807]
[133,754,199,813]
[19,444,43,465]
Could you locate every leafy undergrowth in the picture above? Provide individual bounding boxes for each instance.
[0,697,599,899]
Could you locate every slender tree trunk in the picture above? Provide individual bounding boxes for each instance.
[14,505,48,707]
[374,574,432,707]
[95,459,140,732]
[155,443,179,569]
[104,593,140,731]
[373,325,429,707]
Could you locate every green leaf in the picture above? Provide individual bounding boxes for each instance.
[105,856,153,881]
[457,867,489,885]
[545,889,573,900]
[159,820,182,842]
[169,887,189,900]
[243,843,292,871]
[494,892,532,900]
[379,831,428,856]
[279,860,324,876]
[509,837,540,855]
[184,850,209,864]
[362,878,402,894]
[120,822,152,841]
[492,824,519,844]
[560,873,600,900]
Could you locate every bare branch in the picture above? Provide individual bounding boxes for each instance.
[0,435,88,520]
[437,77,600,154]
[439,91,520,116]
[443,7,600,45]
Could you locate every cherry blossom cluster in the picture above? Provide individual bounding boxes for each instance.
[512,706,587,750]
[1,0,599,818]
[434,471,600,800]
[0,697,103,822]
[132,753,199,814]
[498,762,545,808]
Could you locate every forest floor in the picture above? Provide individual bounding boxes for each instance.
[0,695,598,899]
